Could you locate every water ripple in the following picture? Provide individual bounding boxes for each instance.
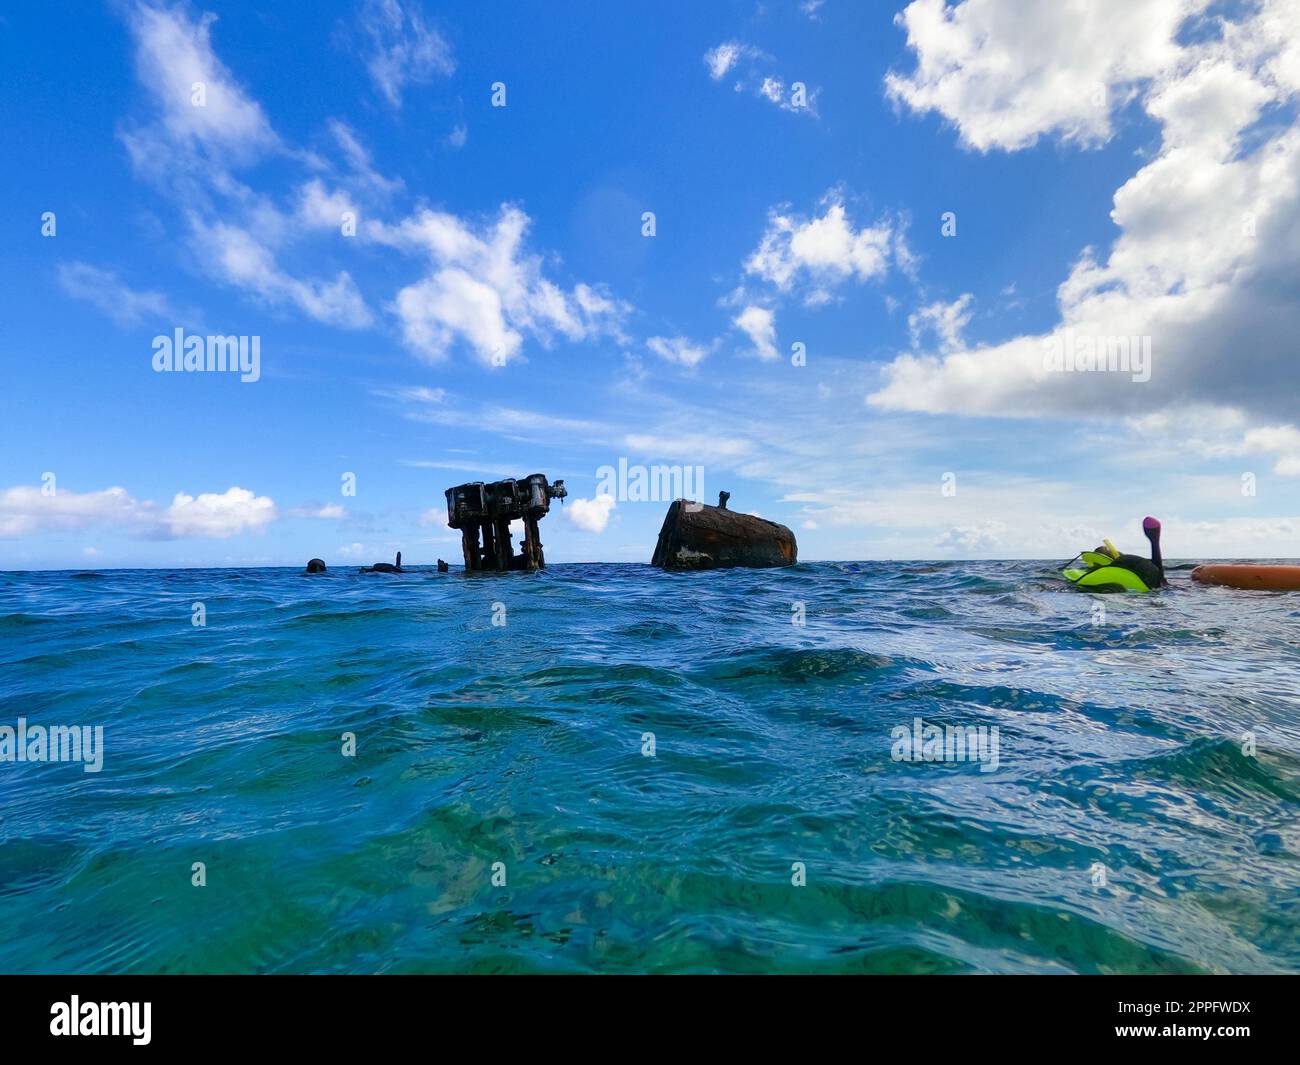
[0,561,1297,972]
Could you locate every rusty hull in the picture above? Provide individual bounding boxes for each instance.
[651,499,797,570]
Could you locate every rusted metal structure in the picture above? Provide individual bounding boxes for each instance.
[446,474,566,572]
[652,492,797,570]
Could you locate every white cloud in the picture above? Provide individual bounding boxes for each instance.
[127,1,278,160]
[567,494,617,533]
[884,0,1199,152]
[704,42,758,81]
[1126,409,1300,478]
[374,204,628,364]
[357,0,455,108]
[328,120,404,197]
[121,5,376,329]
[119,4,621,367]
[0,483,278,540]
[190,218,372,327]
[907,294,973,352]
[0,486,154,539]
[57,262,175,326]
[703,40,818,114]
[297,179,357,230]
[733,305,778,360]
[646,335,717,368]
[394,269,519,364]
[166,487,277,538]
[872,0,1300,471]
[746,192,896,295]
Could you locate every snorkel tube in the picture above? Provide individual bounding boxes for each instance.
[1142,516,1165,587]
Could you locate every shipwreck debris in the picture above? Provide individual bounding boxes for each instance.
[651,494,796,570]
[446,474,567,572]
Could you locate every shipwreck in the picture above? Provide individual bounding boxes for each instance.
[445,474,566,572]
[652,492,797,570]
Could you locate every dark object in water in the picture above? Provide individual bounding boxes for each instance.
[652,496,796,570]
[437,559,449,572]
[363,551,403,574]
[446,474,566,572]
[306,558,327,573]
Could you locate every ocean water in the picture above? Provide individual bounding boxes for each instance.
[1,561,1298,974]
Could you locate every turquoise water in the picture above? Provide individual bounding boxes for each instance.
[1,561,1298,974]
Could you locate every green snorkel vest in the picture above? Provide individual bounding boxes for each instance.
[1063,540,1157,593]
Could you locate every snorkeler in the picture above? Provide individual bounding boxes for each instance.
[1063,517,1165,592]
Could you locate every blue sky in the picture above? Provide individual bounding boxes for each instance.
[2,0,1298,569]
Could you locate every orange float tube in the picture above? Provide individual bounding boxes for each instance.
[1191,564,1300,591]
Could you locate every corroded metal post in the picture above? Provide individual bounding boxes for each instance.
[446,474,566,572]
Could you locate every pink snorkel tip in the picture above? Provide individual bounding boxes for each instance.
[1143,516,1160,534]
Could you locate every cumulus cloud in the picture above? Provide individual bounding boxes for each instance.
[356,0,455,108]
[872,0,1300,470]
[567,494,616,533]
[0,483,278,539]
[646,335,717,368]
[746,192,898,300]
[57,262,175,326]
[118,4,622,365]
[733,305,778,360]
[165,487,277,538]
[885,0,1200,152]
[373,204,629,365]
